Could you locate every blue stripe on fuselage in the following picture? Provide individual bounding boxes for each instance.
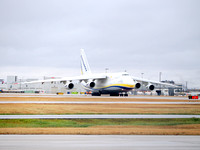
[81,84,134,91]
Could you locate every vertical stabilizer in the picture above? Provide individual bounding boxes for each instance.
[80,49,92,75]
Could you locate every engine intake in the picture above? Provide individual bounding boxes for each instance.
[65,82,74,89]
[147,84,155,91]
[135,82,141,89]
[89,82,95,88]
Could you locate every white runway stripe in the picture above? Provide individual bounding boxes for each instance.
[0,115,200,119]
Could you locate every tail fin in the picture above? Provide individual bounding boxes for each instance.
[80,49,91,75]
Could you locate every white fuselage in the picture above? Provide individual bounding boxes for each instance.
[81,72,135,94]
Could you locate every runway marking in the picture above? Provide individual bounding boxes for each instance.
[1,114,200,119]
[0,101,199,104]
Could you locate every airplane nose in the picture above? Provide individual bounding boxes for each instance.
[123,77,135,87]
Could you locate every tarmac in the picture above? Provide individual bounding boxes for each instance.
[0,135,200,150]
[0,93,190,100]
[0,101,199,104]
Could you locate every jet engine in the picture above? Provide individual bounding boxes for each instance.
[147,84,155,91]
[64,82,74,89]
[85,81,96,88]
[135,82,141,89]
[86,81,95,88]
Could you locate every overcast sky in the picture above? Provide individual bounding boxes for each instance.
[0,0,200,88]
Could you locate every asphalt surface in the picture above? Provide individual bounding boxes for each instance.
[1,114,200,119]
[0,93,190,100]
[0,135,200,150]
[0,101,199,104]
[0,101,200,105]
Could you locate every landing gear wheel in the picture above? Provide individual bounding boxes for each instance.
[92,92,101,96]
[110,93,119,96]
[119,93,128,97]
[124,93,128,97]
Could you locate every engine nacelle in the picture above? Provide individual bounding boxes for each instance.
[135,82,141,89]
[64,82,74,89]
[87,81,95,88]
[147,84,155,91]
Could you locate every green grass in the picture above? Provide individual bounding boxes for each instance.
[0,118,200,128]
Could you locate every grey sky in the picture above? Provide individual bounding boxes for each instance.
[0,0,200,88]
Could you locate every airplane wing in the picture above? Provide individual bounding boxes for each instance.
[131,76,179,89]
[24,74,107,84]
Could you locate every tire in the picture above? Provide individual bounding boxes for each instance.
[110,93,119,96]
[92,92,101,96]
[124,93,128,97]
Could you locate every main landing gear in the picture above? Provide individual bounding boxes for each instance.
[91,92,128,97]
[119,92,128,97]
[91,92,101,96]
[110,93,119,96]
[109,92,128,97]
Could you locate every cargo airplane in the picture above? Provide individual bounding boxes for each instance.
[26,49,177,96]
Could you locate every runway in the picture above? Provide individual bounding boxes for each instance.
[0,93,190,100]
[1,114,200,119]
[0,135,200,150]
[0,101,199,104]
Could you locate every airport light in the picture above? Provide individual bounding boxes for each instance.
[159,72,162,82]
[159,72,162,94]
[141,73,144,93]
[186,81,188,92]
[141,73,144,79]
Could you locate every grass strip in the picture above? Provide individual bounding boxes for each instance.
[0,118,200,128]
[1,103,200,115]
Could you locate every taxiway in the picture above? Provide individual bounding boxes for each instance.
[0,101,199,104]
[0,93,190,100]
[0,135,199,150]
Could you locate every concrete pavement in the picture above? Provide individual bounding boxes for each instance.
[0,135,200,150]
